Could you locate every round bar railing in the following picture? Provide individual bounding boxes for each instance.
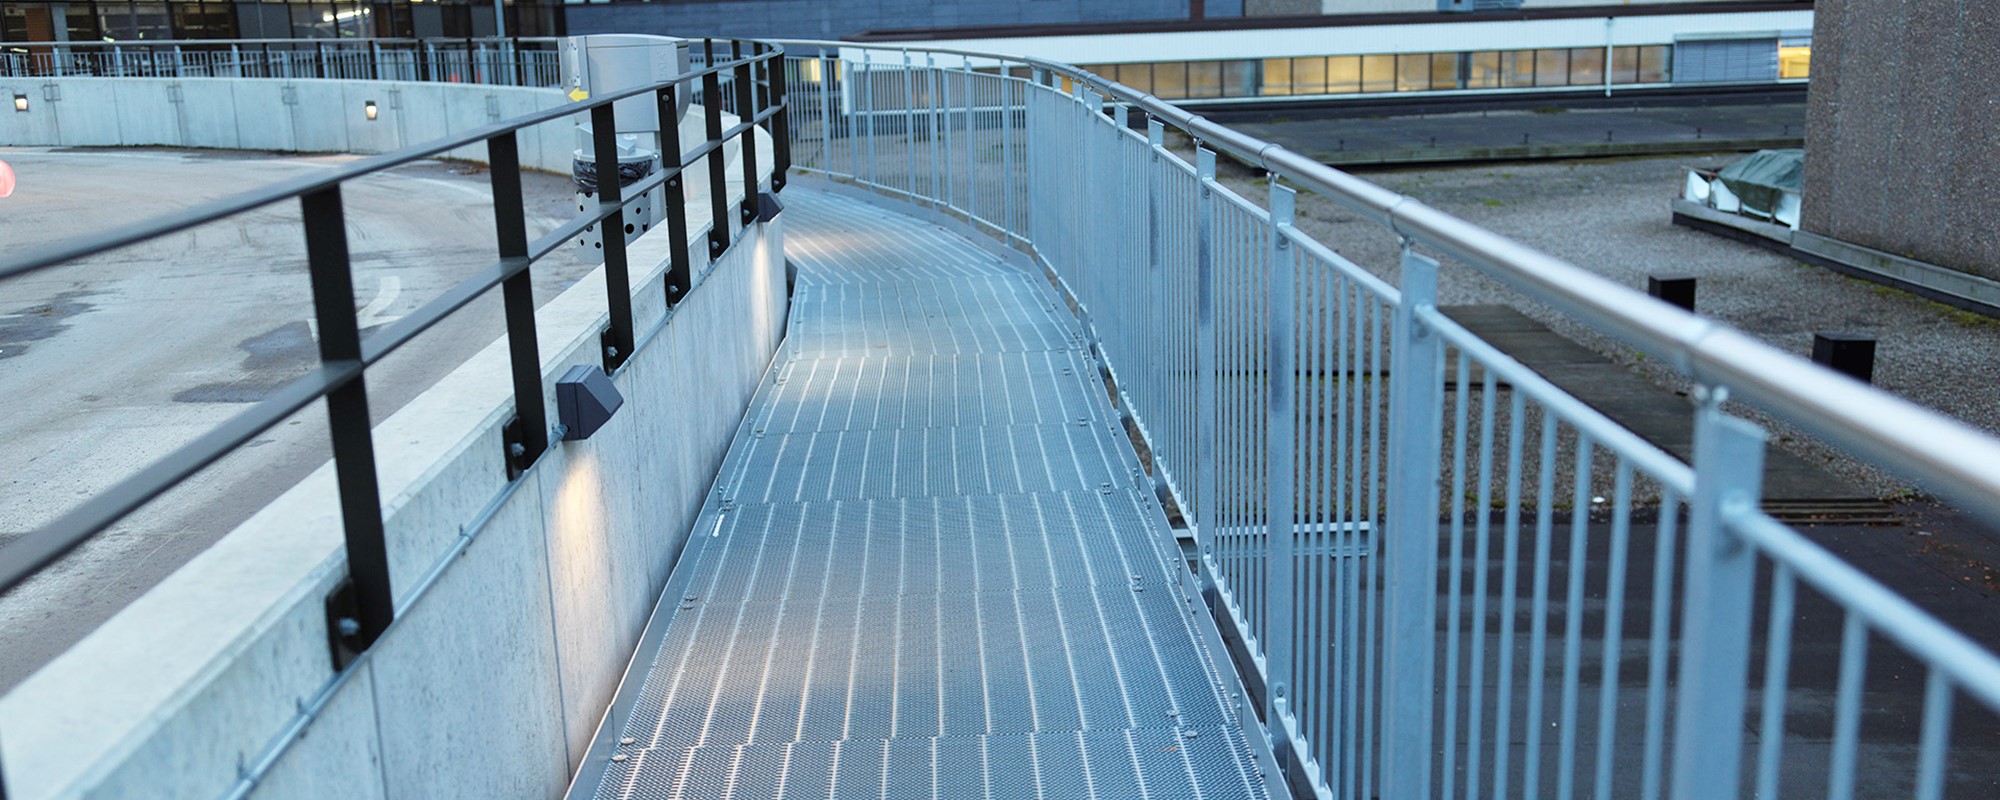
[773,38,2000,800]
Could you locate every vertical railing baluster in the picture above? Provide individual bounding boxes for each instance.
[486,132,548,479]
[703,64,730,259]
[962,59,976,223]
[1000,73,1015,237]
[735,54,761,225]
[1266,180,1299,767]
[657,85,693,304]
[1668,400,1767,799]
[1382,246,1443,799]
[591,102,636,371]
[302,186,393,669]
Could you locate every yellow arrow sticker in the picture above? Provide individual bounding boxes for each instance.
[568,87,589,102]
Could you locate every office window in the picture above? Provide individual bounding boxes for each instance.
[1466,50,1501,89]
[1779,44,1810,79]
[1359,53,1394,92]
[1533,48,1569,86]
[1395,52,1430,92]
[1187,60,1223,98]
[1224,60,1256,97]
[1116,62,1153,94]
[1153,61,1188,99]
[1501,50,1534,88]
[1637,45,1670,83]
[1568,47,1605,86]
[1432,52,1460,90]
[1297,56,1332,94]
[1611,46,1640,84]
[1261,58,1293,96]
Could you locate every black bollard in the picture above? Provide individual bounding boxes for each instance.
[1647,275,1697,312]
[1812,333,1877,384]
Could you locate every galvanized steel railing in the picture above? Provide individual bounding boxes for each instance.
[776,41,2000,800]
[0,37,563,87]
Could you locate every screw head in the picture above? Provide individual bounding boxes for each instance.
[336,617,361,637]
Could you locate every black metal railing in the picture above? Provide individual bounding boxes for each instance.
[0,37,566,87]
[0,39,789,793]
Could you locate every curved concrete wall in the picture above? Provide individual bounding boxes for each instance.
[0,77,578,171]
[0,136,786,797]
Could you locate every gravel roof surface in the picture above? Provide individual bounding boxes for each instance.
[1215,152,2000,498]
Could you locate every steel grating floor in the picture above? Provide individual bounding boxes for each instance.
[576,188,1269,800]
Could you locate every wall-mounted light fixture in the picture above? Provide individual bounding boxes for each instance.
[13,94,27,113]
[556,365,624,440]
[363,100,378,121]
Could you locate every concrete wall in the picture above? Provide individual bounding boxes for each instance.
[1802,0,2000,282]
[0,78,578,172]
[0,138,786,797]
[563,0,1195,40]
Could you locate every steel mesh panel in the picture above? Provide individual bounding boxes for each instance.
[582,189,1265,800]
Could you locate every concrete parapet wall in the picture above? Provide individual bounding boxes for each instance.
[0,77,581,171]
[0,145,786,797]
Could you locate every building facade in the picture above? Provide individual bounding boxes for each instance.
[1802,0,1999,282]
[0,0,562,42]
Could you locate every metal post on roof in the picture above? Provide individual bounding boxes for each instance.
[1265,179,1299,765]
[1382,245,1444,799]
[1669,401,1766,800]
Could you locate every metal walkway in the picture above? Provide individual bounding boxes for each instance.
[577,188,1269,800]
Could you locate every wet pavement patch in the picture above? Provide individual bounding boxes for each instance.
[0,290,98,361]
[173,321,320,403]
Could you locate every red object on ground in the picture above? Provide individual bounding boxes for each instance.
[0,159,15,198]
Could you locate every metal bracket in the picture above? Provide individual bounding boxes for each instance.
[323,577,367,672]
[502,415,532,480]
[600,326,628,373]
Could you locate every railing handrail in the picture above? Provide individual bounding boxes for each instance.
[775,37,2000,527]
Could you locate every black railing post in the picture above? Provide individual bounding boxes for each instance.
[591,102,637,372]
[735,56,761,226]
[770,50,791,189]
[658,85,693,304]
[487,132,549,478]
[702,67,730,259]
[302,187,393,670]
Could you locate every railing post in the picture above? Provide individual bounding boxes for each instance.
[769,51,790,188]
[301,187,394,670]
[1382,245,1443,799]
[1000,71,1015,236]
[591,102,637,371]
[734,55,762,225]
[927,53,944,206]
[1194,146,1218,590]
[486,132,548,479]
[862,50,876,189]
[1669,397,1767,800]
[962,58,976,222]
[702,65,731,259]
[657,85,693,304]
[1266,180,1299,754]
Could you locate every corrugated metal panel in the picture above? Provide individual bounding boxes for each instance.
[1674,37,1779,83]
